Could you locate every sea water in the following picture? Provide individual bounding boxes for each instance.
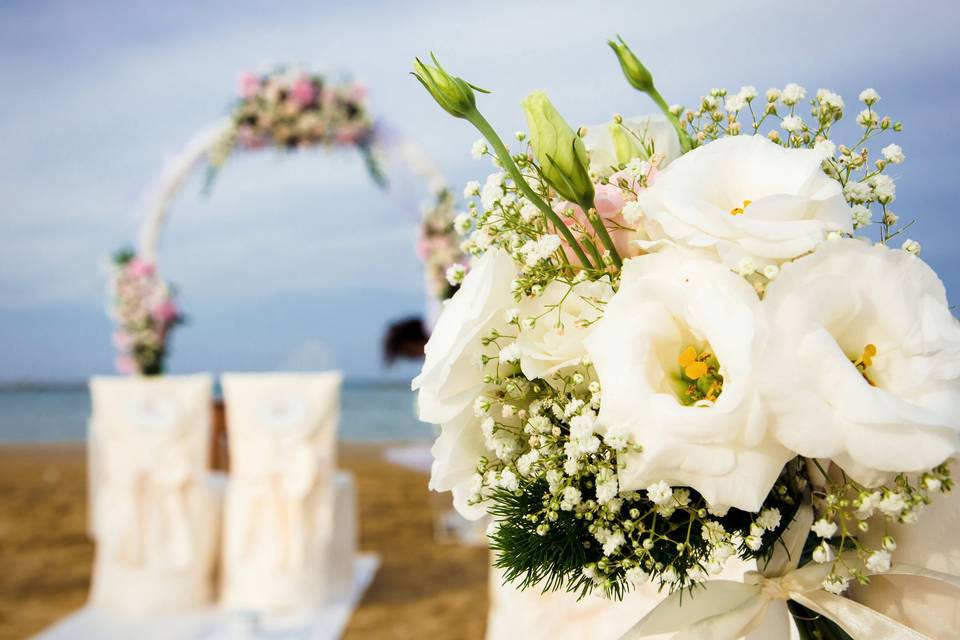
[0,383,432,442]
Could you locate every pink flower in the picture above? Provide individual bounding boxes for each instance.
[126,257,154,279]
[290,76,317,108]
[350,84,367,102]
[238,72,261,99]
[556,181,640,262]
[151,300,179,326]
[111,331,132,350]
[115,355,137,375]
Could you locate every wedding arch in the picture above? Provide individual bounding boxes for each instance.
[108,67,464,375]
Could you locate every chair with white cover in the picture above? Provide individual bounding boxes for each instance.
[220,372,357,614]
[87,374,221,614]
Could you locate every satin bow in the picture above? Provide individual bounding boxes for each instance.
[621,505,960,640]
[231,437,327,569]
[99,440,194,569]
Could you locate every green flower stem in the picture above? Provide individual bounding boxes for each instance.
[578,197,623,269]
[646,86,695,153]
[466,109,595,270]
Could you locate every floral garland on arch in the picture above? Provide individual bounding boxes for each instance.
[107,67,461,376]
[207,67,385,187]
[107,249,183,375]
[418,187,468,304]
[411,41,960,639]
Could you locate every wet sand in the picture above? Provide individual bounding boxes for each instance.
[0,443,489,640]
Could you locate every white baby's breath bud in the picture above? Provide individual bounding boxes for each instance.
[781,115,803,133]
[499,342,521,363]
[735,257,757,276]
[765,88,781,102]
[881,143,905,164]
[883,210,899,226]
[814,139,836,156]
[822,575,850,595]
[901,238,921,255]
[445,264,467,286]
[471,139,488,159]
[756,508,781,531]
[514,131,526,141]
[504,308,519,324]
[519,201,540,222]
[646,480,673,505]
[812,518,838,538]
[878,492,906,517]
[780,83,806,106]
[812,541,835,564]
[463,180,481,198]
[857,108,879,128]
[865,549,892,573]
[453,213,472,235]
[882,535,897,552]
[745,535,762,551]
[851,204,872,229]
[859,88,880,105]
[762,264,780,280]
[923,476,942,492]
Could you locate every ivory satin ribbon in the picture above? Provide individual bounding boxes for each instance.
[621,505,960,640]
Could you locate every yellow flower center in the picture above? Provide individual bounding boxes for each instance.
[730,199,753,216]
[677,346,723,404]
[852,343,878,385]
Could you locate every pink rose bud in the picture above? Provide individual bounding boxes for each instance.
[290,76,317,108]
[238,72,261,99]
[115,355,137,375]
[127,257,154,278]
[111,331,132,349]
[151,300,179,325]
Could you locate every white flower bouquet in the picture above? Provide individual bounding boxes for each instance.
[411,38,960,639]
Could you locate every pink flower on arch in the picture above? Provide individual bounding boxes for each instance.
[151,300,179,326]
[126,257,155,279]
[290,76,317,108]
[115,355,137,375]
[238,72,261,99]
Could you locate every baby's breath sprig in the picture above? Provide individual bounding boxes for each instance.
[807,459,953,595]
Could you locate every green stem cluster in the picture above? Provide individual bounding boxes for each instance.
[467,109,596,271]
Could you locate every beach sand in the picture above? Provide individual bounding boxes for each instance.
[0,443,489,640]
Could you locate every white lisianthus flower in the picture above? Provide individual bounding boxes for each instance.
[585,252,792,511]
[762,240,960,485]
[632,135,853,269]
[516,277,613,379]
[413,249,519,518]
[581,114,682,175]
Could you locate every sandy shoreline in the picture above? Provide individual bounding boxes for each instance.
[0,443,489,640]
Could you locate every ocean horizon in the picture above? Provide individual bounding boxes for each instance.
[0,379,432,443]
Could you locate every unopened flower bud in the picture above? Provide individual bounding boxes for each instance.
[522,91,595,207]
[412,53,488,119]
[608,36,654,93]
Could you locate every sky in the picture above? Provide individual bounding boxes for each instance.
[1,0,958,383]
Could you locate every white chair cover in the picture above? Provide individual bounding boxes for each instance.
[486,556,754,640]
[87,374,220,613]
[220,372,352,613]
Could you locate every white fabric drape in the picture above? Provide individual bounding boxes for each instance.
[220,372,353,613]
[87,374,221,613]
[486,556,754,640]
